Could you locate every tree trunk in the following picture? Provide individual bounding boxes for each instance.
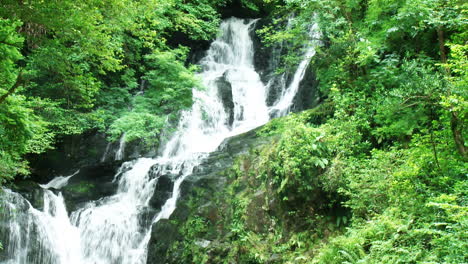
[451,111,466,159]
[437,27,466,159]
[437,27,447,64]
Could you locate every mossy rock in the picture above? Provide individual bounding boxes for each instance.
[66,182,95,194]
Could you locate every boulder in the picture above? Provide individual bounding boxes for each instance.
[9,180,44,210]
[60,162,121,212]
[216,73,235,127]
[147,219,181,264]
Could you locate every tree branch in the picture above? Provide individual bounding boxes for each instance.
[0,70,23,104]
[0,39,22,49]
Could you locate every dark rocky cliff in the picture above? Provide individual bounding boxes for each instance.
[250,19,320,112]
[146,128,276,263]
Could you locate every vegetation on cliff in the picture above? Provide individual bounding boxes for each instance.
[160,0,467,263]
[170,104,466,263]
[0,0,466,263]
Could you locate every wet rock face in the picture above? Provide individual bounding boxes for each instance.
[148,173,174,210]
[26,131,110,184]
[291,63,320,112]
[146,128,275,263]
[252,18,277,82]
[10,180,45,210]
[58,161,176,214]
[251,18,290,108]
[57,162,121,212]
[147,219,180,264]
[185,127,272,185]
[27,129,154,186]
[251,19,320,111]
[216,73,235,127]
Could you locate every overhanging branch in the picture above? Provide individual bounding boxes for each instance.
[0,70,23,104]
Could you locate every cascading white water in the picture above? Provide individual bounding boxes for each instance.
[0,17,319,264]
[71,18,271,264]
[100,142,111,162]
[0,173,83,264]
[30,191,83,264]
[114,133,127,161]
[0,190,34,264]
[269,22,321,117]
[39,170,80,189]
[71,158,158,263]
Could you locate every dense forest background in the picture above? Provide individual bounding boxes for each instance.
[0,0,466,262]
[0,0,235,181]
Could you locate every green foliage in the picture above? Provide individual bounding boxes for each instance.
[169,0,224,41]
[0,0,228,181]
[259,122,330,204]
[0,95,53,182]
[370,59,444,142]
[104,48,200,145]
[165,0,468,263]
[169,132,348,263]
[255,1,467,262]
[0,19,53,182]
[0,18,23,91]
[108,112,165,145]
[0,0,466,263]
[141,49,199,113]
[239,0,261,12]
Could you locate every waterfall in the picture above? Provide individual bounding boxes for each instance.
[0,190,34,264]
[39,170,80,189]
[114,133,126,161]
[0,17,319,264]
[100,142,111,162]
[0,173,83,264]
[269,22,321,117]
[70,158,158,263]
